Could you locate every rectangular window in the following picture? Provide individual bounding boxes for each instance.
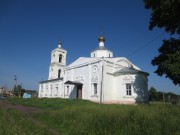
[93,83,97,95]
[126,84,132,95]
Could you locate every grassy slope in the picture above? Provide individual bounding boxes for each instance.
[0,108,55,135]
[1,98,180,135]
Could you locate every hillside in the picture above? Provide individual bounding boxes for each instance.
[0,98,180,135]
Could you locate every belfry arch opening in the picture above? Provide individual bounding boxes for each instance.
[59,54,62,63]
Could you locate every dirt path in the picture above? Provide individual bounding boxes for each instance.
[0,100,61,135]
[0,100,41,113]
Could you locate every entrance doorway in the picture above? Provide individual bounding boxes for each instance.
[77,85,82,99]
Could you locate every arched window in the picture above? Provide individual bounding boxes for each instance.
[58,69,61,78]
[59,54,62,62]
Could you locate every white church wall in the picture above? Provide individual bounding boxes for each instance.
[91,50,113,58]
[102,62,115,102]
[38,79,64,98]
[49,65,58,79]
[65,69,74,81]
[38,84,43,98]
[132,74,149,102]
[115,58,141,70]
[64,69,75,99]
[90,62,102,102]
[98,50,111,58]
[73,66,88,99]
[65,61,102,102]
[114,74,137,103]
[65,85,76,99]
[65,65,90,99]
[113,73,148,103]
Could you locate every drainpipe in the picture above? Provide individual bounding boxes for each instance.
[100,58,104,103]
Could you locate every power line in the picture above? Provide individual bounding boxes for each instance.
[126,12,180,58]
[126,32,166,58]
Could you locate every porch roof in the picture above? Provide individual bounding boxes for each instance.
[64,80,83,85]
[113,67,149,76]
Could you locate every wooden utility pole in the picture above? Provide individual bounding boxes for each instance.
[163,92,165,102]
[14,75,20,97]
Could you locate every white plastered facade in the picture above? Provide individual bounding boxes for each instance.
[39,36,149,104]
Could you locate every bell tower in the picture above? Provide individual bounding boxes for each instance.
[48,41,67,80]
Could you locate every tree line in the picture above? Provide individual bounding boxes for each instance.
[149,87,180,104]
[13,85,38,98]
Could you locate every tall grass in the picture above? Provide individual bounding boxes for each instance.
[4,98,180,135]
[0,108,56,135]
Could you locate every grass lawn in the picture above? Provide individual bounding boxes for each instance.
[0,98,180,135]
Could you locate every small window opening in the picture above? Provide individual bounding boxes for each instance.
[58,69,61,78]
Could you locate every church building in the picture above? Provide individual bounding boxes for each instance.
[38,36,149,104]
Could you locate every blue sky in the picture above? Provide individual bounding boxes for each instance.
[0,0,179,94]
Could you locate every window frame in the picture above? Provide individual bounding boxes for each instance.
[93,83,97,95]
[126,83,132,96]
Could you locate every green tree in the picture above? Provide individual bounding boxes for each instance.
[152,38,180,85]
[144,0,180,85]
[149,87,158,101]
[21,88,26,96]
[156,91,163,101]
[13,85,22,97]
